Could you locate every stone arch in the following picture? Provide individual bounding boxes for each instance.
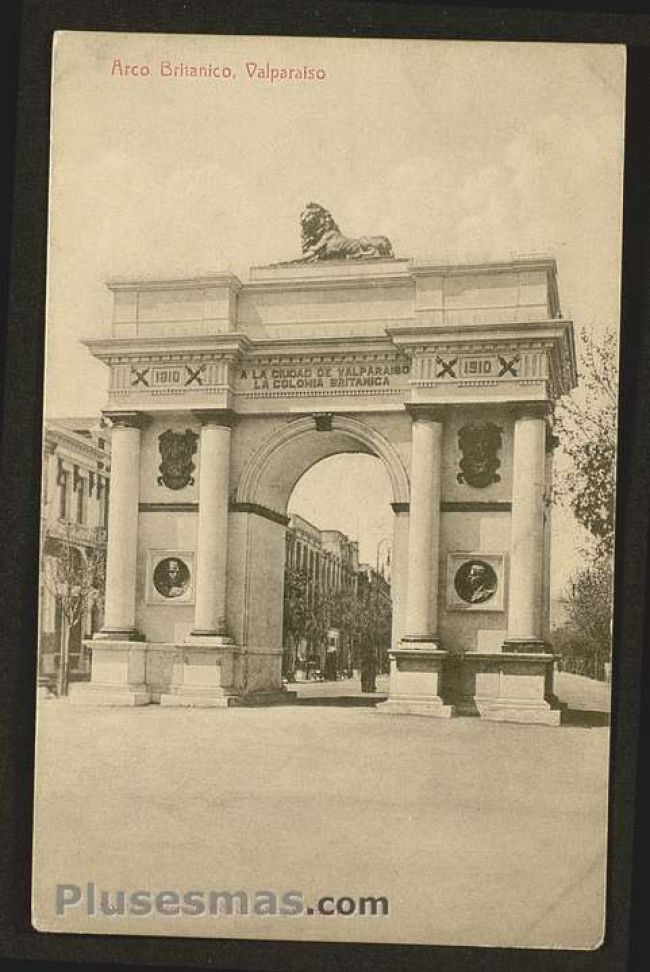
[235,414,410,514]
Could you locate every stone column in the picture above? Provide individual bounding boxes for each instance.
[542,427,558,644]
[99,412,145,638]
[403,410,443,643]
[161,409,242,708]
[191,410,235,637]
[380,407,453,718]
[390,502,410,649]
[504,407,547,652]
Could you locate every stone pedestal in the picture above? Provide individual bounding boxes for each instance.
[378,645,454,717]
[159,636,241,707]
[68,641,152,706]
[452,651,563,725]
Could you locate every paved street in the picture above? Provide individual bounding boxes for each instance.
[32,674,610,948]
[290,673,389,701]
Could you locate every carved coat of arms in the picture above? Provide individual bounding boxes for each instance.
[157,429,199,490]
[457,422,503,488]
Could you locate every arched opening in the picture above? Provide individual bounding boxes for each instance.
[232,416,410,703]
[235,415,410,514]
[284,453,394,703]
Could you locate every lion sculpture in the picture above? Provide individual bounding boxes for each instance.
[294,203,394,262]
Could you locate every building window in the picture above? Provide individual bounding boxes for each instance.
[76,480,86,524]
[99,480,109,529]
[58,472,69,520]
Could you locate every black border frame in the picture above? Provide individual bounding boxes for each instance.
[1,2,649,971]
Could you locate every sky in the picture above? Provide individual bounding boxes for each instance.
[45,33,626,594]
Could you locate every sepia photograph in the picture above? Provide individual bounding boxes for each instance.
[31,31,625,949]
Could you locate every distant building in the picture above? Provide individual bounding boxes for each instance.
[39,418,111,692]
[285,514,359,602]
[283,514,391,678]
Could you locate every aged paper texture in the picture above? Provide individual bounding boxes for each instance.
[33,31,624,947]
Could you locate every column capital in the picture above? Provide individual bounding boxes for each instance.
[102,410,150,429]
[506,401,551,422]
[192,408,237,428]
[404,403,449,424]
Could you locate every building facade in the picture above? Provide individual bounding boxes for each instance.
[39,419,110,693]
[285,514,359,607]
[283,515,392,680]
[284,514,382,678]
[67,224,576,722]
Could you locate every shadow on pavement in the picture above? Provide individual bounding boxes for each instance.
[560,707,610,728]
[293,694,389,707]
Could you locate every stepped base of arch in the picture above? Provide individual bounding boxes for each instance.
[378,644,455,717]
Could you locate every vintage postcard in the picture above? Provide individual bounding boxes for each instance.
[32,31,625,948]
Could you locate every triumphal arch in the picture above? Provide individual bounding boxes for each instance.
[72,206,577,723]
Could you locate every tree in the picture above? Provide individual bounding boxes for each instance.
[555,560,613,679]
[311,588,339,652]
[337,579,391,691]
[282,565,392,686]
[553,327,618,679]
[553,326,618,557]
[42,522,106,696]
[282,568,316,674]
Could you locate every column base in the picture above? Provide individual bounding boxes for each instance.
[68,683,152,706]
[75,639,152,705]
[377,697,454,718]
[476,698,562,725]
[379,642,455,718]
[185,633,234,646]
[453,650,564,726]
[502,638,549,654]
[159,639,241,707]
[399,635,442,647]
[94,627,136,640]
[159,688,237,708]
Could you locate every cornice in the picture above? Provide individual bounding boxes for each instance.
[410,256,558,277]
[404,403,452,423]
[503,401,552,421]
[104,258,557,296]
[107,273,243,294]
[84,333,253,360]
[44,424,110,462]
[248,257,411,282]
[192,408,238,428]
[102,410,151,429]
[242,274,412,295]
[386,318,574,345]
[242,333,404,355]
